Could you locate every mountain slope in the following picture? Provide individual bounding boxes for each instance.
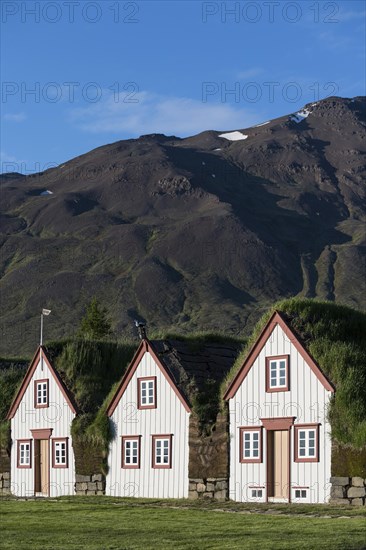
[1,96,365,355]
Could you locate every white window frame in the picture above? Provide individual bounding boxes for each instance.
[52,438,68,468]
[35,379,49,407]
[152,435,172,468]
[138,377,156,409]
[266,356,289,392]
[294,489,308,499]
[17,440,31,468]
[122,436,140,468]
[239,427,262,463]
[295,424,319,462]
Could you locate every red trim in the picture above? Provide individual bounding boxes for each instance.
[137,376,157,410]
[294,424,320,463]
[262,418,295,503]
[265,355,289,393]
[261,417,296,431]
[239,427,263,463]
[31,428,53,439]
[121,436,141,469]
[34,379,49,408]
[52,438,69,468]
[224,311,334,400]
[106,340,191,416]
[17,439,32,468]
[152,434,173,469]
[292,486,310,489]
[6,346,77,419]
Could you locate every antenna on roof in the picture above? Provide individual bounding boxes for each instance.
[134,320,147,340]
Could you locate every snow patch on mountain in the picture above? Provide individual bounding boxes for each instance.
[219,131,248,141]
[254,121,270,127]
[290,109,311,123]
[40,190,53,196]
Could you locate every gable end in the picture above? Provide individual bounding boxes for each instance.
[106,340,191,416]
[224,311,335,400]
[6,346,77,419]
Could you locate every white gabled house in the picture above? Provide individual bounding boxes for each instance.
[224,311,335,504]
[6,346,77,497]
[106,339,191,499]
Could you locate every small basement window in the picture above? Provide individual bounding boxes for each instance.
[251,489,263,498]
[294,489,307,499]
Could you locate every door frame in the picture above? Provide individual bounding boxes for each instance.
[31,428,53,496]
[260,417,295,503]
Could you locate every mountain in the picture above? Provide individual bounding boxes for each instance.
[1,96,365,356]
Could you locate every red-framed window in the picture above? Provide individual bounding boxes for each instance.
[266,356,289,392]
[137,377,157,409]
[17,439,32,468]
[121,436,141,469]
[52,438,69,468]
[294,424,320,462]
[34,379,49,408]
[152,435,172,468]
[239,427,263,463]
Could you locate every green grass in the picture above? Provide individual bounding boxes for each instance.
[1,497,365,550]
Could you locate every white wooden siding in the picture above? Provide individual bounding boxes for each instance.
[229,324,332,504]
[106,351,190,498]
[10,354,75,497]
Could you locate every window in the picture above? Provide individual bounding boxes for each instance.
[266,356,289,392]
[52,438,68,468]
[239,427,262,463]
[294,489,307,499]
[17,440,32,468]
[122,436,141,468]
[137,377,156,409]
[34,379,49,408]
[251,489,263,498]
[152,435,172,468]
[294,424,319,462]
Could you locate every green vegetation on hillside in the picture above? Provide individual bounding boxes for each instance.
[77,297,112,341]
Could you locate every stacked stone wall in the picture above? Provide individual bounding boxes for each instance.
[330,477,366,505]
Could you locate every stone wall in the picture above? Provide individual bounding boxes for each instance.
[74,474,106,495]
[189,411,229,480]
[0,472,10,494]
[330,477,366,505]
[188,478,228,500]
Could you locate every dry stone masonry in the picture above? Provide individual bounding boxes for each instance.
[74,474,106,495]
[330,477,366,505]
[188,478,228,500]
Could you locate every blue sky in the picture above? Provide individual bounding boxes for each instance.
[1,0,365,173]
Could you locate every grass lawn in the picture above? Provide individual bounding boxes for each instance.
[1,497,365,550]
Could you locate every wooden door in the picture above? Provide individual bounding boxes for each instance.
[34,439,49,495]
[267,430,289,499]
